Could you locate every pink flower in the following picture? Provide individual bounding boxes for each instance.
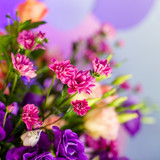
[116,40,125,47]
[36,31,46,42]
[101,23,116,40]
[67,70,95,94]
[120,81,131,90]
[49,58,77,84]
[7,103,14,112]
[71,99,91,116]
[22,104,42,130]
[17,30,46,50]
[11,53,37,82]
[17,30,35,50]
[92,57,112,77]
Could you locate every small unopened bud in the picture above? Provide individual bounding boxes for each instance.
[7,103,14,112]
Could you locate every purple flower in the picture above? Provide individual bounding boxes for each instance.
[123,96,141,136]
[17,30,35,50]
[67,70,95,94]
[92,57,112,77]
[0,125,6,141]
[119,81,131,90]
[23,92,45,107]
[53,126,88,160]
[6,132,52,160]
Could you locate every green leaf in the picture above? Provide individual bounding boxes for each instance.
[30,85,43,95]
[142,117,155,124]
[96,74,111,82]
[19,20,31,31]
[23,21,46,30]
[102,88,116,98]
[87,97,101,106]
[108,97,127,107]
[0,35,13,50]
[118,113,138,123]
[112,74,132,86]
[0,90,6,102]
[107,54,113,63]
[130,103,144,110]
[0,55,5,60]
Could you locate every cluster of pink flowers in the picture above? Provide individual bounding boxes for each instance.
[17,30,45,50]
[22,104,42,130]
[11,53,37,81]
[49,59,95,94]
[92,57,112,77]
[71,99,91,116]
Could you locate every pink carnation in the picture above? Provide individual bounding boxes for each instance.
[17,30,45,50]
[36,31,46,42]
[11,53,37,82]
[7,103,15,112]
[71,99,91,116]
[22,104,42,130]
[17,30,35,50]
[49,58,77,84]
[92,57,112,77]
[67,70,95,94]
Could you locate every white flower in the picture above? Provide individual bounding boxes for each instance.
[21,130,42,147]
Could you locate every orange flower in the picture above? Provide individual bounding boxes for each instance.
[17,0,48,22]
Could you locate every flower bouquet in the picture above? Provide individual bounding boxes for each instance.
[0,13,155,160]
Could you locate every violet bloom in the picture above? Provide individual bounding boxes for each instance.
[123,96,141,136]
[49,58,77,84]
[11,53,37,82]
[71,99,91,116]
[67,70,95,94]
[92,57,112,77]
[6,132,53,160]
[0,101,13,141]
[53,126,88,160]
[17,30,35,50]
[22,104,42,130]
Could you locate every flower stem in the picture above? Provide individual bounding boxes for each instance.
[2,64,12,92]
[59,92,77,109]
[43,74,56,108]
[8,74,18,103]
[3,111,8,128]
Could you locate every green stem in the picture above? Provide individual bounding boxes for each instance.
[43,74,56,108]
[8,74,18,103]
[2,64,12,92]
[59,92,77,109]
[3,111,8,128]
[10,119,22,136]
[36,66,49,75]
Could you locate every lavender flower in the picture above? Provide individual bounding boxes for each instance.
[53,126,88,160]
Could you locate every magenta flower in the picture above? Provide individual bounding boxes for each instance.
[17,30,35,50]
[71,99,91,116]
[49,58,77,84]
[36,31,46,42]
[7,103,15,112]
[67,70,95,94]
[22,104,42,130]
[92,57,112,77]
[11,53,37,82]
[120,81,131,90]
